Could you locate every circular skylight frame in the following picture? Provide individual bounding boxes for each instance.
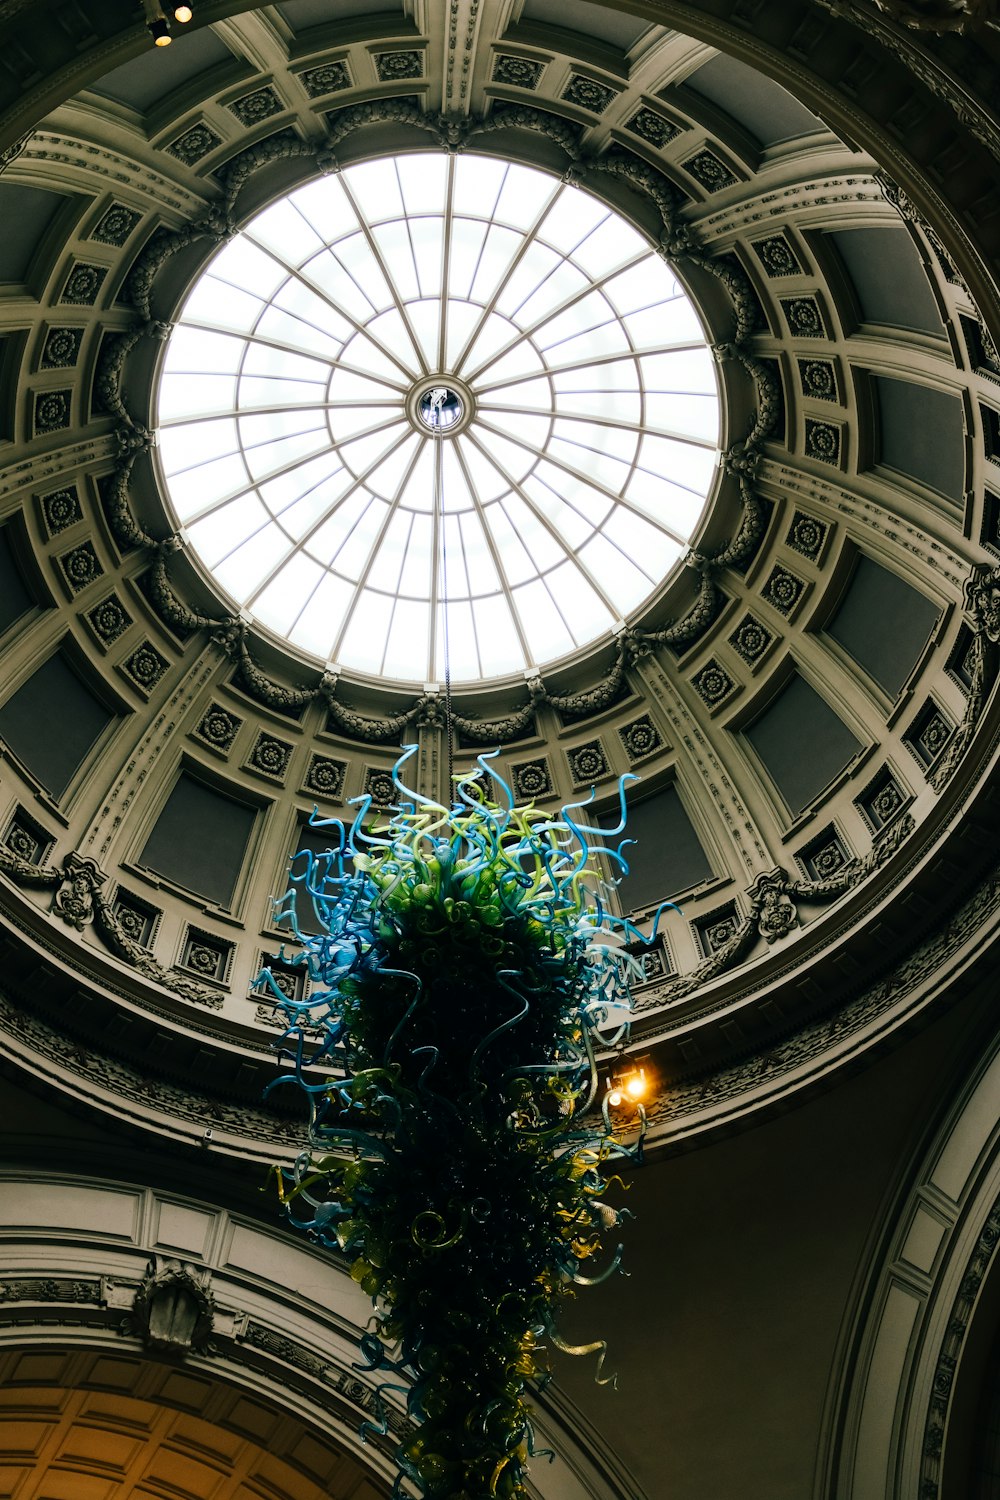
[155,150,721,686]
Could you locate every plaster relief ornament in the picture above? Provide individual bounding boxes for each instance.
[263,748,666,1499]
[125,1255,215,1355]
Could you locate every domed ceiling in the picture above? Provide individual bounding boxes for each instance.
[0,0,998,1161]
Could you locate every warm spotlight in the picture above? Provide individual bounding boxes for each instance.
[605,1058,649,1111]
[173,3,193,21]
[149,17,171,44]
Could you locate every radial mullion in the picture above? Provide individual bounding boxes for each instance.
[336,171,431,379]
[452,441,533,667]
[244,425,414,606]
[428,437,442,682]
[472,415,694,545]
[461,245,652,387]
[438,154,455,373]
[477,401,717,450]
[450,174,564,380]
[181,318,412,393]
[477,340,708,392]
[242,231,417,382]
[377,510,415,675]
[451,506,485,680]
[462,428,622,617]
[329,437,425,662]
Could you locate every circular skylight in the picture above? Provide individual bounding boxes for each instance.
[156,152,720,683]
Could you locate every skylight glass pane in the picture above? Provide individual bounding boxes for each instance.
[157,150,718,683]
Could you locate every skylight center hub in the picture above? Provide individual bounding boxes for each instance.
[408,376,474,437]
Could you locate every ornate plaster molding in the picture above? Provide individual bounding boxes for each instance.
[97,99,777,744]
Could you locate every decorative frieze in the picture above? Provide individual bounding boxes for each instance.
[166,123,222,166]
[60,262,107,305]
[33,388,71,434]
[692,658,737,708]
[111,889,160,950]
[299,60,351,97]
[179,927,234,986]
[798,357,839,401]
[561,74,620,115]
[626,107,679,147]
[2,807,53,866]
[194,702,242,754]
[40,327,82,369]
[682,149,738,192]
[906,698,954,768]
[761,565,805,615]
[374,51,423,81]
[364,765,396,807]
[618,713,663,762]
[58,539,103,593]
[510,757,553,801]
[751,234,802,276]
[780,295,826,337]
[795,824,851,882]
[120,640,169,693]
[854,765,909,834]
[566,739,610,787]
[227,87,283,126]
[40,485,82,536]
[90,203,141,246]
[785,510,828,560]
[85,593,132,647]
[804,417,842,465]
[693,901,741,959]
[728,613,774,666]
[246,730,293,783]
[492,55,544,90]
[303,753,347,800]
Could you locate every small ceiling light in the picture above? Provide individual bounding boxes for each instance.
[605,1057,649,1111]
[172,2,193,21]
[142,1,172,44]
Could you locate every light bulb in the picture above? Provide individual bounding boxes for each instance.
[625,1070,647,1100]
[173,3,193,21]
[607,1088,623,1108]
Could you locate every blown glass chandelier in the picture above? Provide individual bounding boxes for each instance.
[263,749,661,1498]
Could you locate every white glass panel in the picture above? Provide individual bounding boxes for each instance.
[447,219,489,301]
[453,154,507,217]
[511,579,573,659]
[538,188,608,253]
[289,571,355,658]
[435,599,479,679]
[167,454,248,520]
[164,327,246,374]
[383,597,429,679]
[253,552,325,635]
[180,278,263,334]
[289,176,359,242]
[494,164,558,230]
[345,158,405,221]
[398,511,433,596]
[474,594,524,676]
[158,374,237,421]
[212,236,288,296]
[546,560,614,639]
[188,493,270,568]
[339,589,396,672]
[214,522,286,600]
[158,148,719,681]
[571,215,646,277]
[250,199,325,263]
[373,220,419,300]
[159,418,238,475]
[577,533,650,609]
[399,154,448,215]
